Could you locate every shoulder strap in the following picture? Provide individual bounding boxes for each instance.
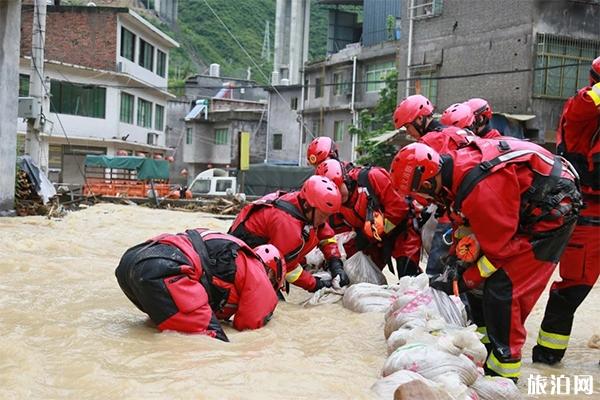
[272,199,307,222]
[357,166,381,212]
[454,141,550,212]
[186,229,228,311]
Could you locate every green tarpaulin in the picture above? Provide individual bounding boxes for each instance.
[85,155,170,180]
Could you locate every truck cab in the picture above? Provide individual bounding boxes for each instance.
[189,168,237,196]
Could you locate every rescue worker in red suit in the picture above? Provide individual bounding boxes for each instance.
[390,141,581,381]
[316,159,422,277]
[533,56,600,365]
[393,96,476,275]
[115,230,286,342]
[229,176,348,292]
[306,136,340,167]
[465,98,503,139]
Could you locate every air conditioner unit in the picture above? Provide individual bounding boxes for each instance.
[117,61,124,73]
[147,132,159,146]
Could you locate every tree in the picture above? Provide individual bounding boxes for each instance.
[349,70,399,168]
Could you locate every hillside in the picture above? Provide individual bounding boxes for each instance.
[169,0,336,85]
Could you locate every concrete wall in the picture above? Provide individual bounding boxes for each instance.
[21,5,118,71]
[268,87,302,164]
[165,99,189,185]
[531,0,600,139]
[183,118,266,168]
[397,0,535,113]
[0,0,20,214]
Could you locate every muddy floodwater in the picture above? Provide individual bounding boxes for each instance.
[0,203,598,399]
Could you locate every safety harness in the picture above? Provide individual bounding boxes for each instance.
[451,139,582,261]
[228,192,311,262]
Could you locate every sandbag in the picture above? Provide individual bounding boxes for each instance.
[344,251,387,285]
[386,318,447,354]
[470,376,522,400]
[370,370,451,400]
[301,286,344,307]
[436,327,488,368]
[384,288,468,338]
[383,343,479,387]
[342,283,398,313]
[304,231,355,269]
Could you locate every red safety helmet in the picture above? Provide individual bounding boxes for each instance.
[393,95,434,129]
[466,98,493,123]
[591,56,600,85]
[315,159,344,187]
[300,175,341,214]
[440,103,475,129]
[307,136,339,166]
[389,143,441,195]
[254,244,286,290]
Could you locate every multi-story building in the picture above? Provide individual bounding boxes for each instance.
[172,69,268,180]
[269,0,600,163]
[18,4,179,183]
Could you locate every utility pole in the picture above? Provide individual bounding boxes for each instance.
[26,0,48,172]
[0,0,21,216]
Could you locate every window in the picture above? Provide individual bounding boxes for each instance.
[120,92,134,124]
[290,97,298,110]
[333,72,350,96]
[409,67,438,104]
[315,77,323,98]
[411,0,443,19]
[120,27,136,62]
[312,119,321,137]
[215,128,229,145]
[366,61,396,92]
[50,80,106,118]
[186,127,192,144]
[19,74,30,97]
[334,121,344,142]
[155,104,164,131]
[215,179,233,192]
[534,33,600,99]
[156,49,167,77]
[272,133,283,150]
[139,39,154,71]
[137,98,153,128]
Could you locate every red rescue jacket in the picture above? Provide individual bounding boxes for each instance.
[229,191,341,291]
[152,229,278,331]
[556,85,600,196]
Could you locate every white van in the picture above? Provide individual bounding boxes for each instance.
[189,168,237,196]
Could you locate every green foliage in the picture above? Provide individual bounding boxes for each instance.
[349,70,398,168]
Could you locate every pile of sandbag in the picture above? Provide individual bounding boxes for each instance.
[365,275,521,400]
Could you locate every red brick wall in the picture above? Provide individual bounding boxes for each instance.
[21,6,119,71]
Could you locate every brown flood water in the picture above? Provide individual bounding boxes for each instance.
[0,203,598,399]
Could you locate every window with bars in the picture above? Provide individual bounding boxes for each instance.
[291,97,298,110]
[411,0,443,19]
[120,92,134,124]
[215,128,229,145]
[155,104,164,131]
[156,50,167,78]
[139,39,154,71]
[272,133,283,150]
[120,27,135,62]
[533,33,600,99]
[50,80,106,118]
[409,67,438,104]
[334,120,344,142]
[137,98,153,128]
[366,61,396,93]
[312,119,321,137]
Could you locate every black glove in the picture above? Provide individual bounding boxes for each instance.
[311,276,332,292]
[429,274,469,295]
[328,258,350,287]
